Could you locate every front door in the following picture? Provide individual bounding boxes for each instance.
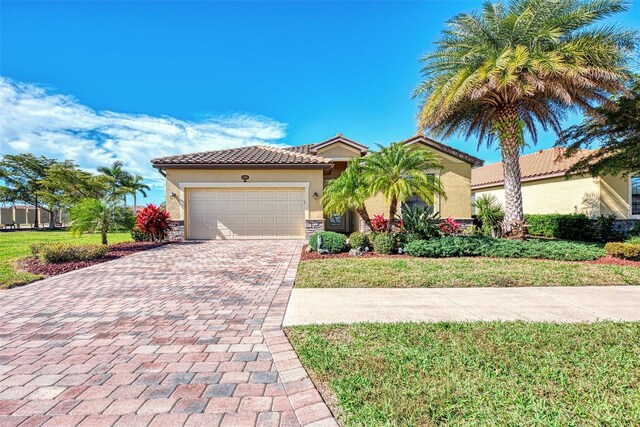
[325,211,351,233]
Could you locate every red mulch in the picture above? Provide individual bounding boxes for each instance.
[300,245,410,261]
[18,241,170,277]
[588,255,640,267]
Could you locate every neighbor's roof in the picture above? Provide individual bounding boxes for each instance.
[151,145,333,170]
[401,134,484,167]
[471,147,595,189]
[285,133,368,155]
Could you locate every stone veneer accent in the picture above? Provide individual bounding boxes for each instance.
[305,219,325,238]
[611,219,640,237]
[166,220,185,241]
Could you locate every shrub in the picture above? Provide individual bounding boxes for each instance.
[349,232,370,250]
[438,217,462,236]
[371,215,388,233]
[402,232,424,245]
[131,228,150,242]
[110,206,136,232]
[136,204,171,241]
[308,231,347,253]
[372,233,397,254]
[592,214,622,242]
[400,205,440,239]
[626,236,640,245]
[605,242,640,260]
[404,236,604,261]
[31,243,108,264]
[473,194,504,237]
[525,214,593,241]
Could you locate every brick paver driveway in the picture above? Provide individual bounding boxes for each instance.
[0,241,336,427]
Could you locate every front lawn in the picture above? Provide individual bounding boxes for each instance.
[287,322,640,426]
[296,257,640,288]
[0,230,132,289]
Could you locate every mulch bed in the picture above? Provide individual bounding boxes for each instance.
[300,245,410,261]
[588,255,640,267]
[18,241,170,277]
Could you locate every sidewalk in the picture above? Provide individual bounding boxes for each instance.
[283,286,640,325]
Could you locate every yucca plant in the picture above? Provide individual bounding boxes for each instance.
[414,0,635,235]
[474,194,505,237]
[400,205,440,239]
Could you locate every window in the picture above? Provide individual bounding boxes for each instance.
[403,194,428,210]
[632,177,640,216]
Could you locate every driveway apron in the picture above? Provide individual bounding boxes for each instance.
[0,240,336,427]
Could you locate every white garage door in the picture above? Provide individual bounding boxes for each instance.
[187,188,306,239]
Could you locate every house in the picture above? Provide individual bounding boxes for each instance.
[152,133,483,240]
[471,147,639,219]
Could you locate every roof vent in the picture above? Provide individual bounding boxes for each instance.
[336,132,342,137]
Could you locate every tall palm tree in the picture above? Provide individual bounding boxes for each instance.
[363,142,445,232]
[97,161,133,205]
[413,0,634,234]
[321,159,373,230]
[126,175,150,214]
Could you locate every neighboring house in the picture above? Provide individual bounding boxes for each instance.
[471,147,639,219]
[152,133,483,240]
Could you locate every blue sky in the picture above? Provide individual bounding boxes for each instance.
[1,1,638,204]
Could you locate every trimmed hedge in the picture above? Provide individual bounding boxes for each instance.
[404,236,604,261]
[372,233,397,254]
[308,231,347,254]
[349,232,370,250]
[605,242,640,260]
[31,243,108,264]
[525,214,592,241]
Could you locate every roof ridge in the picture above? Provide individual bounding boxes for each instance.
[259,144,332,164]
[151,145,261,163]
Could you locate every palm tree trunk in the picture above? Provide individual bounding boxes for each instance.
[101,230,108,245]
[387,195,398,233]
[34,195,39,228]
[356,207,373,231]
[133,193,137,214]
[495,106,525,235]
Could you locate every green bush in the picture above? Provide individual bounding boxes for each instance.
[404,236,604,261]
[131,228,150,242]
[626,236,640,245]
[525,214,593,241]
[605,242,640,260]
[349,232,370,250]
[31,242,109,264]
[308,231,347,254]
[372,233,397,254]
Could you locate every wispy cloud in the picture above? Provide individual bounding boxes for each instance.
[0,77,287,189]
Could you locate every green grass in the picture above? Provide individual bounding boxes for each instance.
[0,230,132,289]
[287,322,640,426]
[296,257,640,288]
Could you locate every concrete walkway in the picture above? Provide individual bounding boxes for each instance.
[283,286,640,325]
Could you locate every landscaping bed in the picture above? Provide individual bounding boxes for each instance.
[287,322,640,426]
[17,241,168,281]
[296,257,640,287]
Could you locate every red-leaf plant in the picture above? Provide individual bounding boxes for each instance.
[135,204,171,241]
[371,214,404,233]
[438,217,461,236]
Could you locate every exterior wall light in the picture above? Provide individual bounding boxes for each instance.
[312,192,319,199]
[241,175,250,182]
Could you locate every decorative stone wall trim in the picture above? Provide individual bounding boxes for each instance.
[305,219,325,239]
[264,241,338,426]
[166,220,185,241]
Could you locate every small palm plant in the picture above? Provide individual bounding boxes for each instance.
[414,0,634,234]
[474,194,505,238]
[363,142,445,232]
[321,159,374,230]
[400,205,440,239]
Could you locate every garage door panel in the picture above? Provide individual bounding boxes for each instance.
[187,188,305,239]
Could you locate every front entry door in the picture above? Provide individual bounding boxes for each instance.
[325,211,351,233]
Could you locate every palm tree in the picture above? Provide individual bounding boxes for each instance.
[363,142,445,232]
[321,159,373,230]
[413,0,634,234]
[97,161,133,205]
[124,175,150,214]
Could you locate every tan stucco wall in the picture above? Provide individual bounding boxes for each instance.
[600,174,630,219]
[473,175,612,217]
[163,168,326,221]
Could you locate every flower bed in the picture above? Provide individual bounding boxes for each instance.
[18,241,169,277]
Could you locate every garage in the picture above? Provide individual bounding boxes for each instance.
[187,187,306,239]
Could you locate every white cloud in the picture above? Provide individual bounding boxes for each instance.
[0,77,287,190]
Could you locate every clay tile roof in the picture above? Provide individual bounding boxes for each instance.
[151,145,333,170]
[471,147,595,189]
[400,134,484,167]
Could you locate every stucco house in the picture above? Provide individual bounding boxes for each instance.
[152,133,483,240]
[471,147,640,219]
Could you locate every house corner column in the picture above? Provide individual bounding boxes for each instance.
[304,219,324,239]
